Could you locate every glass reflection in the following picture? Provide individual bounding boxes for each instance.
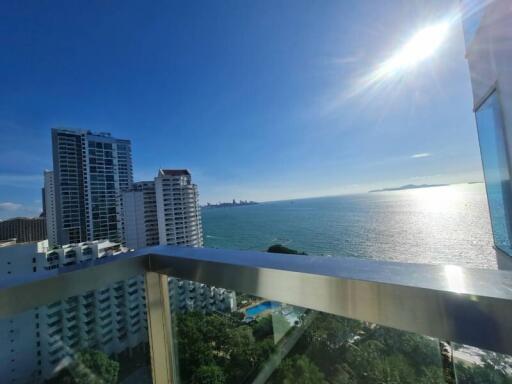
[460,0,489,49]
[476,90,512,255]
[444,265,466,293]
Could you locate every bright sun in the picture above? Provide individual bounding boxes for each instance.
[350,20,452,96]
[379,21,450,77]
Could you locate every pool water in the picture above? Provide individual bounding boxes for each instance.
[245,301,280,317]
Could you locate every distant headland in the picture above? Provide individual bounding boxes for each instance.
[203,199,259,208]
[369,183,449,193]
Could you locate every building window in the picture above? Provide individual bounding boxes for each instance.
[476,90,512,255]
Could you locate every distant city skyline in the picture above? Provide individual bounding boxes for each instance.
[0,0,484,219]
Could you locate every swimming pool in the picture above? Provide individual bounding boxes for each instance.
[245,301,280,317]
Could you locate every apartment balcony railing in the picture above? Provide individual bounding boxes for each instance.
[1,245,512,383]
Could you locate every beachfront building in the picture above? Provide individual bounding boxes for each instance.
[461,0,512,268]
[121,181,159,249]
[122,169,234,313]
[0,240,147,383]
[0,217,47,243]
[154,169,233,312]
[44,170,58,247]
[154,169,203,247]
[51,128,133,245]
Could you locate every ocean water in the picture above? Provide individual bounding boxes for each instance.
[202,183,497,269]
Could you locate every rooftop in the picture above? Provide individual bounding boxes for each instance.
[158,169,190,177]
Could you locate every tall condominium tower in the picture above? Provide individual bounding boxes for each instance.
[122,170,203,248]
[121,181,159,249]
[122,170,233,313]
[51,128,133,244]
[154,169,203,247]
[44,170,58,246]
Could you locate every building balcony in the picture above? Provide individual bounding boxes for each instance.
[1,245,512,384]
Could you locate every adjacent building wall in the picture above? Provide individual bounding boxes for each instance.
[462,0,512,269]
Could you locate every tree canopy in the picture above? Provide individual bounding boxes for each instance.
[275,355,327,384]
[267,244,306,255]
[49,349,119,384]
[176,311,275,383]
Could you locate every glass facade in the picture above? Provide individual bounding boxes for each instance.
[475,90,512,255]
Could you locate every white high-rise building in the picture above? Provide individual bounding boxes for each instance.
[51,128,133,245]
[121,181,159,249]
[154,169,203,247]
[122,169,235,313]
[44,170,58,247]
[0,240,147,383]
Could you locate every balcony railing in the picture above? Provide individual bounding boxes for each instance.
[1,245,512,383]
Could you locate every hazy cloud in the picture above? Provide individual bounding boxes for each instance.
[0,201,42,220]
[411,153,431,158]
[0,202,22,211]
[0,173,42,187]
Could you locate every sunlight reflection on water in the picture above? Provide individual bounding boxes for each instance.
[203,184,496,269]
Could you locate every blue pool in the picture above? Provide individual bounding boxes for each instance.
[245,301,280,317]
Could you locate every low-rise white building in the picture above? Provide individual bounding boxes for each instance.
[0,240,147,383]
[0,242,43,383]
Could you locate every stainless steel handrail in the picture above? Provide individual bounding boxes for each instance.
[0,250,148,317]
[1,245,512,357]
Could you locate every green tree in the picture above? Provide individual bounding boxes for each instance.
[275,355,327,384]
[54,350,119,384]
[176,312,224,379]
[267,244,306,255]
[176,311,275,383]
[293,313,446,384]
[192,365,226,384]
[455,353,512,384]
[252,314,291,341]
[253,316,274,340]
[224,326,260,381]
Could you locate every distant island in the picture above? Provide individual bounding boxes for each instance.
[369,183,449,193]
[203,199,259,208]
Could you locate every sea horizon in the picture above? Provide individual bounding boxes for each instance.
[203,181,485,207]
[203,183,496,270]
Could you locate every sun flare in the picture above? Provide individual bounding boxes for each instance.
[378,21,450,77]
[347,20,452,99]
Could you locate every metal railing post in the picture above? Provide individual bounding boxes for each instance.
[145,271,177,384]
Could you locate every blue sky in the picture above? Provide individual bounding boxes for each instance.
[0,0,483,218]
